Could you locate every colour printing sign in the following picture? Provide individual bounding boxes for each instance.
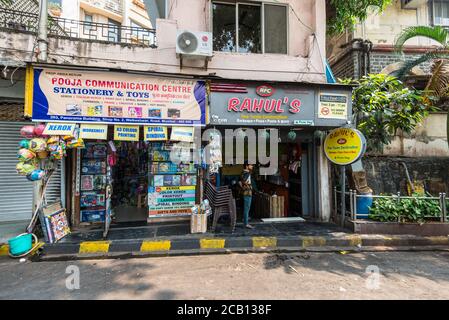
[209,82,351,127]
[148,186,196,217]
[144,126,168,141]
[79,124,108,140]
[29,68,206,126]
[114,125,139,141]
[324,128,366,165]
[318,94,348,119]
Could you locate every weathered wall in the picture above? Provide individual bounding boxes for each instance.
[362,156,449,196]
[383,113,449,157]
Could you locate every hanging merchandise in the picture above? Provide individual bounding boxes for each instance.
[33,123,47,137]
[26,169,45,181]
[206,129,222,174]
[29,138,47,153]
[20,125,36,138]
[17,148,36,162]
[16,162,38,176]
[19,139,30,149]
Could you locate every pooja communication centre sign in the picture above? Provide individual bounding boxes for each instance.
[26,68,206,126]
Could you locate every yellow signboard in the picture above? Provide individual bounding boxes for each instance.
[80,124,108,140]
[324,128,366,165]
[114,125,139,141]
[144,126,168,141]
[43,123,76,136]
[318,94,348,120]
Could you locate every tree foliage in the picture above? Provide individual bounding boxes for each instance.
[327,0,392,35]
[341,74,434,153]
[394,25,449,148]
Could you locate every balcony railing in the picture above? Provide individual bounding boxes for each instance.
[0,8,157,47]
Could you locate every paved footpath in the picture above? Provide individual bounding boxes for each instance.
[1,251,449,300]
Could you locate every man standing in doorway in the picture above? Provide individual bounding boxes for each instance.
[240,161,258,229]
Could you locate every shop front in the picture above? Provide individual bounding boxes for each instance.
[26,66,206,237]
[208,81,352,221]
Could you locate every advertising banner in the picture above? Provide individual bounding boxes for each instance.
[148,186,196,217]
[144,126,168,141]
[31,68,206,126]
[114,125,139,141]
[209,82,351,127]
[43,122,76,136]
[79,124,108,140]
[170,126,194,142]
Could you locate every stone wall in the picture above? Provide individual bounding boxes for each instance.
[361,156,449,196]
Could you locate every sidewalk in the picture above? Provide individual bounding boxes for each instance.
[1,220,443,261]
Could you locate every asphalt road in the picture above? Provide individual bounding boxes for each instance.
[1,251,449,300]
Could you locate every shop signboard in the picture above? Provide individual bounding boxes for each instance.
[148,186,196,217]
[170,126,194,142]
[28,67,206,126]
[144,126,168,141]
[114,125,139,141]
[318,94,348,120]
[79,124,108,140]
[209,82,351,127]
[43,122,76,136]
[324,127,366,165]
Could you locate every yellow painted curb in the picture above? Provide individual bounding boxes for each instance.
[302,236,326,248]
[200,239,225,249]
[79,241,110,254]
[428,236,449,245]
[0,245,9,256]
[347,235,363,247]
[253,237,277,248]
[140,240,171,252]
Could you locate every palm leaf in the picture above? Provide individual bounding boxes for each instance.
[395,26,449,53]
[394,50,449,79]
[426,59,449,98]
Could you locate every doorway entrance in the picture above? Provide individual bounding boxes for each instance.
[111,141,149,224]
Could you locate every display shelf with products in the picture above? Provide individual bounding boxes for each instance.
[80,142,108,223]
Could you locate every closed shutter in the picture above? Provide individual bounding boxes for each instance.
[0,121,63,222]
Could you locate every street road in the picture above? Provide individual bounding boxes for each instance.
[1,251,448,299]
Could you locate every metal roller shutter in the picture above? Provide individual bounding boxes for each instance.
[0,121,63,222]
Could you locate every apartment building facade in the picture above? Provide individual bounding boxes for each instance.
[0,0,353,236]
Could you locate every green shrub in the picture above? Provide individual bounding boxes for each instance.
[368,194,442,223]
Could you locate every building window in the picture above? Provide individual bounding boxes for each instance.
[433,0,449,26]
[212,1,288,54]
[84,14,93,37]
[108,19,121,43]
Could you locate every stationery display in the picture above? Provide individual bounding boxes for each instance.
[39,202,71,243]
[80,142,108,223]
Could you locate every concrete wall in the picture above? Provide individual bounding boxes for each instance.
[362,156,449,195]
[0,0,327,83]
[383,113,449,157]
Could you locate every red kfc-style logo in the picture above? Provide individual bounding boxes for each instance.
[256,85,275,97]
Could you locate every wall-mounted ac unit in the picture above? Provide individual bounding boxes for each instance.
[402,0,428,9]
[176,30,213,58]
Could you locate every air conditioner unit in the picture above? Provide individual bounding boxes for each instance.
[176,30,213,58]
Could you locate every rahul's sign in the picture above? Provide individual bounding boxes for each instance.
[209,82,352,127]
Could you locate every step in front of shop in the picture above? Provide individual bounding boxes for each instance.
[32,235,449,261]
